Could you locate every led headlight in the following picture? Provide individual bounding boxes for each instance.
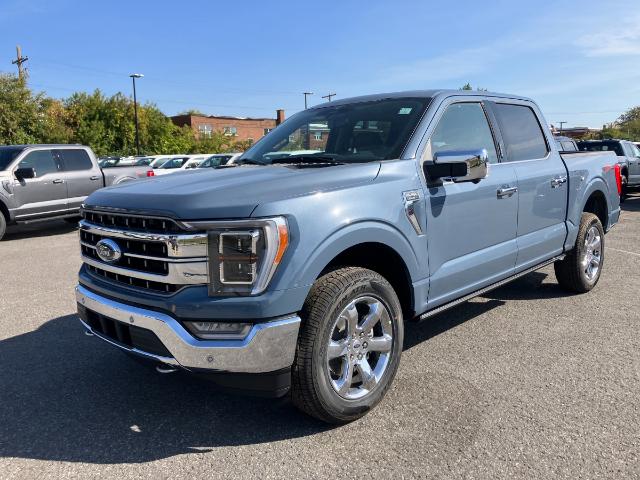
[185,217,288,296]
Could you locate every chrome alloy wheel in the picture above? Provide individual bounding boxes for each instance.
[325,296,394,400]
[582,225,602,281]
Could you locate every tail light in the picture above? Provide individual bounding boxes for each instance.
[614,164,622,195]
[146,170,155,177]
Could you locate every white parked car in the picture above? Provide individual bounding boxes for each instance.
[154,156,209,175]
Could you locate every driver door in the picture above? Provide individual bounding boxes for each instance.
[422,100,519,309]
[11,149,68,219]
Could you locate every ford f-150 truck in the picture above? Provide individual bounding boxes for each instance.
[0,144,154,240]
[75,90,621,423]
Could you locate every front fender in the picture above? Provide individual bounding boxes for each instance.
[293,220,422,288]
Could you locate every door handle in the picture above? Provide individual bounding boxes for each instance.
[551,176,567,188]
[52,179,65,184]
[90,176,100,181]
[497,186,517,198]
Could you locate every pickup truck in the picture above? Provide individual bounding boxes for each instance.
[577,139,640,200]
[0,144,154,240]
[75,90,621,423]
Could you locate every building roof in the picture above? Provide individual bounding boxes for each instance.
[171,114,275,121]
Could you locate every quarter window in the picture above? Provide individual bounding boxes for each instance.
[17,150,59,177]
[494,104,548,162]
[58,149,93,171]
[427,103,499,164]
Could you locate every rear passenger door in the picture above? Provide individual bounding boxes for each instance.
[490,101,568,272]
[57,148,103,212]
[11,149,67,219]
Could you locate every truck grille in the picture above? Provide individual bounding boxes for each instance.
[79,209,208,295]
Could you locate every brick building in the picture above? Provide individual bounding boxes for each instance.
[171,109,285,142]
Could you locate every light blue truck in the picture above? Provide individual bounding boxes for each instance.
[76,90,621,423]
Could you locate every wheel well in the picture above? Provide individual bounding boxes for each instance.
[584,190,608,229]
[320,242,414,319]
[621,166,628,179]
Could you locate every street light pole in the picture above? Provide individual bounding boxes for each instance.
[303,92,313,109]
[130,73,144,155]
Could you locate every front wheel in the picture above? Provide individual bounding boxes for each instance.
[291,267,404,423]
[554,212,604,293]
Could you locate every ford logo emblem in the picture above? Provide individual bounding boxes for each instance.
[95,239,122,263]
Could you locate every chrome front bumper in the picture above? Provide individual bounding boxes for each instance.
[75,285,301,373]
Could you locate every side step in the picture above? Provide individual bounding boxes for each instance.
[419,255,565,321]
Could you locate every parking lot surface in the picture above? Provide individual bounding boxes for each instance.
[1,195,639,480]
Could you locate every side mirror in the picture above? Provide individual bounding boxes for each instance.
[426,149,489,182]
[15,167,36,180]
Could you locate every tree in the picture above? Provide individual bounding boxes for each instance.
[0,73,49,144]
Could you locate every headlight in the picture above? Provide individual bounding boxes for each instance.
[185,217,289,296]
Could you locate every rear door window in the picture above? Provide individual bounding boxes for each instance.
[58,149,94,171]
[17,150,59,177]
[494,104,549,161]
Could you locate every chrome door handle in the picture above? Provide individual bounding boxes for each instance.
[551,176,567,188]
[497,186,517,198]
[90,175,100,181]
[52,179,64,184]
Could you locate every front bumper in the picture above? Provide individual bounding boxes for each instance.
[75,285,301,374]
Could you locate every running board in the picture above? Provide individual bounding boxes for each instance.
[419,255,565,321]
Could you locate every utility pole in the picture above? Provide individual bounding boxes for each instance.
[558,121,567,135]
[303,92,313,109]
[129,73,144,155]
[11,45,28,80]
[322,93,336,102]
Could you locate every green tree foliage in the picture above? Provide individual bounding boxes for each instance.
[0,72,255,154]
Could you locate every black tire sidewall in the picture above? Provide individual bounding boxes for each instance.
[310,273,403,421]
[0,213,6,241]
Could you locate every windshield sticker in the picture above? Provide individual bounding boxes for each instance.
[398,107,412,115]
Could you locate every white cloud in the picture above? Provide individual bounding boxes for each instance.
[576,15,640,57]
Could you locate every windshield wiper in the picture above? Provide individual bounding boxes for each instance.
[233,158,267,166]
[271,155,344,165]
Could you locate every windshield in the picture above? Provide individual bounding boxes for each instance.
[159,157,188,169]
[0,147,25,170]
[239,97,430,164]
[578,141,624,156]
[199,155,232,168]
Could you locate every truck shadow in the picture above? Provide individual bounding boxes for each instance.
[3,219,78,241]
[621,191,640,212]
[0,315,329,464]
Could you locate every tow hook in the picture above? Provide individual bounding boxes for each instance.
[156,364,179,374]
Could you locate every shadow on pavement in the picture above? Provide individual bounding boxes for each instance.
[3,219,79,241]
[0,314,329,464]
[621,191,640,212]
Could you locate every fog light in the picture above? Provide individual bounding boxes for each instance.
[184,321,252,340]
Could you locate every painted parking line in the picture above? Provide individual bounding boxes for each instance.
[608,247,640,257]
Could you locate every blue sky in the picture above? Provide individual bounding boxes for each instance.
[2,0,639,128]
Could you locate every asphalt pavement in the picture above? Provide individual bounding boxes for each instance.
[0,195,639,479]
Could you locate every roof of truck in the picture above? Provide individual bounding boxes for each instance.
[309,89,533,109]
[0,144,85,148]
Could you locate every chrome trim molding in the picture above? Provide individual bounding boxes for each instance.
[81,255,208,284]
[76,285,301,373]
[79,220,208,258]
[420,255,564,320]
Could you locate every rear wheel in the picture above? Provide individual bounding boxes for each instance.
[554,212,604,293]
[291,267,404,423]
[620,174,628,203]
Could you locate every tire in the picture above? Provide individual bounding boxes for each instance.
[291,267,404,423]
[554,212,604,293]
[0,213,6,241]
[620,175,628,203]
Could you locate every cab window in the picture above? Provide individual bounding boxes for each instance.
[17,150,59,177]
[426,103,499,164]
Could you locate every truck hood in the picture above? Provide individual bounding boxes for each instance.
[84,163,381,219]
